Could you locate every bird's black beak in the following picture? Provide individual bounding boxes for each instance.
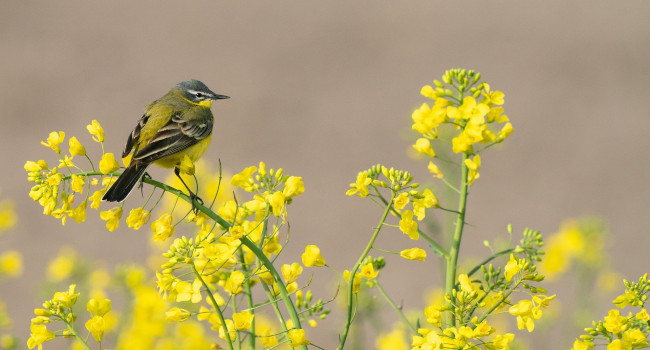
[211,94,230,100]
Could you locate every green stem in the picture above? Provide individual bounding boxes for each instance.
[375,281,417,334]
[261,282,289,333]
[192,264,235,350]
[444,152,469,327]
[239,250,256,350]
[63,320,92,350]
[336,192,395,350]
[466,249,514,278]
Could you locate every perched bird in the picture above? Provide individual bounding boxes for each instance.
[103,79,229,204]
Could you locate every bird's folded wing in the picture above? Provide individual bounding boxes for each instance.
[123,114,149,158]
[133,114,213,164]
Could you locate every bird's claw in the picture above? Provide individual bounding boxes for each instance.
[138,172,152,196]
[189,193,204,214]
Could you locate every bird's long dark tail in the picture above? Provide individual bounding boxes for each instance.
[102,164,148,202]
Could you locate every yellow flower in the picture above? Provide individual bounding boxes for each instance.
[393,193,410,210]
[607,339,624,350]
[281,263,303,283]
[427,161,443,179]
[24,160,48,172]
[27,324,56,349]
[165,307,190,322]
[288,329,310,346]
[70,175,85,193]
[99,207,122,232]
[473,320,495,337]
[260,328,278,347]
[85,315,106,341]
[87,297,111,316]
[398,210,419,240]
[635,308,649,321]
[126,207,151,230]
[99,153,120,174]
[88,189,106,209]
[413,138,436,157]
[267,191,286,216]
[343,269,362,294]
[622,329,648,348]
[509,300,537,332]
[228,224,245,239]
[58,155,75,168]
[0,251,22,277]
[224,271,245,295]
[68,136,86,156]
[497,122,514,142]
[411,101,447,137]
[52,285,79,308]
[232,310,254,330]
[486,333,515,350]
[603,309,627,333]
[87,120,104,143]
[424,305,443,327]
[175,279,202,303]
[482,84,505,105]
[346,171,372,197]
[399,248,427,261]
[464,154,481,185]
[231,165,257,191]
[359,262,378,280]
[458,274,476,293]
[218,319,236,341]
[283,176,305,197]
[412,188,438,220]
[150,213,174,241]
[301,245,326,267]
[178,155,195,175]
[41,131,65,153]
[504,254,523,282]
[448,96,490,121]
[376,328,408,350]
[420,85,437,100]
[571,339,594,350]
[508,295,553,333]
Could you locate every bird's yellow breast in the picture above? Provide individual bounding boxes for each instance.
[153,134,213,168]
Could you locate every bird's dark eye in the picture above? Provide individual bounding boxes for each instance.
[195,92,203,98]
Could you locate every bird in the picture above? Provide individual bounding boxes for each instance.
[102,79,229,205]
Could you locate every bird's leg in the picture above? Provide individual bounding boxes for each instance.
[174,168,203,213]
[138,172,152,196]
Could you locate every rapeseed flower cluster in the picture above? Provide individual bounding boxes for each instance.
[412,69,513,185]
[26,120,123,228]
[572,274,649,349]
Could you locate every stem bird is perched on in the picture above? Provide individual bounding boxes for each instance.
[103,79,229,205]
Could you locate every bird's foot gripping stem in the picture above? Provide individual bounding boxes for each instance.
[189,192,204,214]
[138,172,152,196]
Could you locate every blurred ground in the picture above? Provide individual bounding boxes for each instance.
[1,1,649,348]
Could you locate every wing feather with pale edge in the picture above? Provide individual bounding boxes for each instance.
[122,114,149,158]
[132,114,212,164]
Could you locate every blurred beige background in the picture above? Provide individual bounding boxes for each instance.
[1,1,649,349]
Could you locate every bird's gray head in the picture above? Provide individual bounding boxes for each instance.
[176,79,229,105]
